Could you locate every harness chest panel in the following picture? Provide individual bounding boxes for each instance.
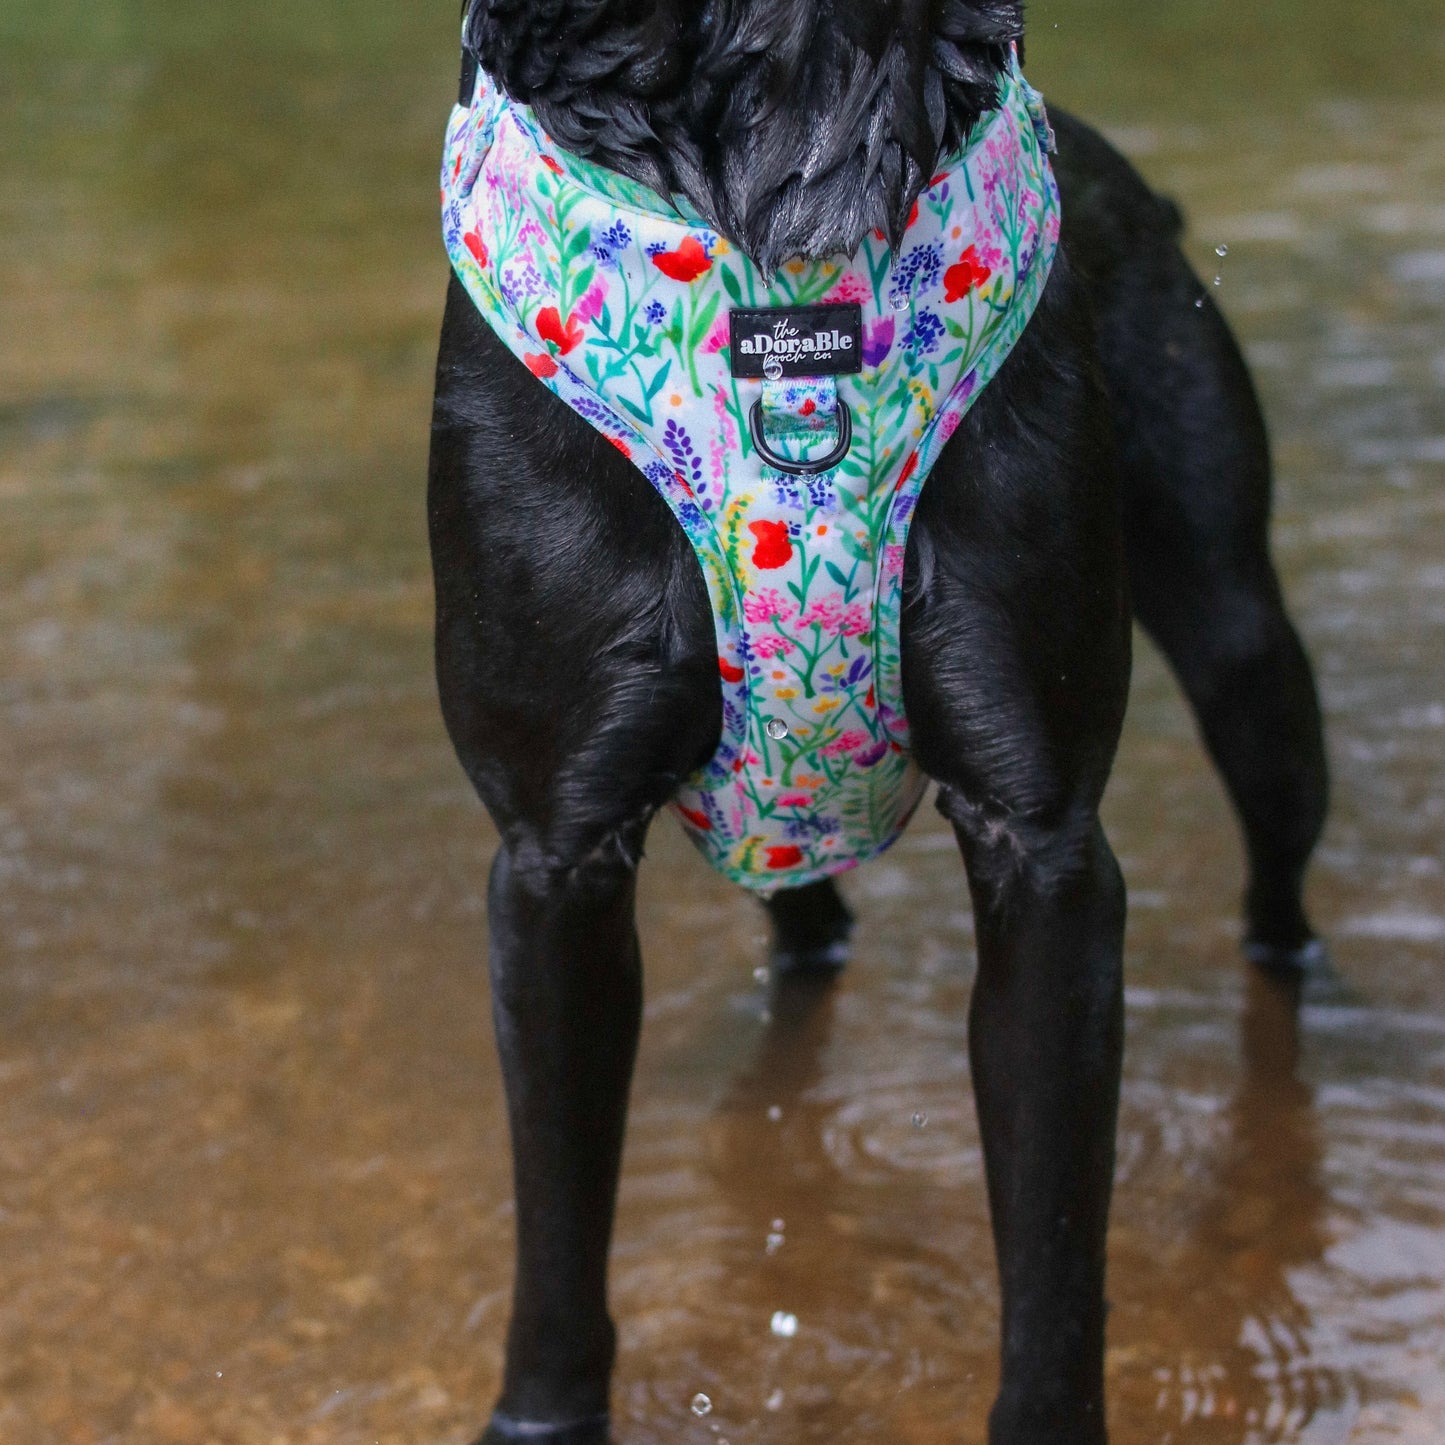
[441,56,1061,892]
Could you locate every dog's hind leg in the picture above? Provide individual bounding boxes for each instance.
[761,879,855,974]
[903,257,1133,1445]
[1108,281,1328,969]
[1051,114,1329,969]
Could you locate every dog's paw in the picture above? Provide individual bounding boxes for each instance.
[1242,933,1329,977]
[772,934,852,975]
[764,878,854,976]
[476,1410,611,1445]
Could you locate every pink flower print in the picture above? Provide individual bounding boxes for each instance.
[799,596,842,632]
[822,729,869,757]
[574,277,608,324]
[822,272,870,305]
[883,544,906,582]
[753,633,795,660]
[975,238,1005,272]
[800,597,866,636]
[710,387,737,483]
[743,587,795,625]
[701,313,730,353]
[777,793,814,808]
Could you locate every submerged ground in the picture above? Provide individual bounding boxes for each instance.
[1,1,1443,1441]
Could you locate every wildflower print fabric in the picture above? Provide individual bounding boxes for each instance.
[441,49,1061,893]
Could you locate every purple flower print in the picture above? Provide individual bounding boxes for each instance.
[820,654,872,693]
[852,740,889,768]
[784,814,841,841]
[886,242,942,308]
[663,419,703,487]
[644,299,667,325]
[903,309,944,357]
[861,316,894,368]
[588,219,633,268]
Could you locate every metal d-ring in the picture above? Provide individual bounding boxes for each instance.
[748,398,852,476]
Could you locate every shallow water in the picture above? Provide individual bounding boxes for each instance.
[1,2,1443,1442]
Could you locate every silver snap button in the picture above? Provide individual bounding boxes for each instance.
[765,717,790,741]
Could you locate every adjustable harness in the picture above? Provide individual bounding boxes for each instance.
[441,47,1061,891]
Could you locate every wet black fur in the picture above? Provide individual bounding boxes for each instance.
[465,0,1023,272]
[429,5,1329,1442]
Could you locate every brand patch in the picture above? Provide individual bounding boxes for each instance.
[729,304,863,380]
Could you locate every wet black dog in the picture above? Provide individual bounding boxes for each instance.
[427,3,1328,1441]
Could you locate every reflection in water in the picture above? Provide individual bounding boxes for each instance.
[1115,972,1344,1442]
[2,1,1444,1441]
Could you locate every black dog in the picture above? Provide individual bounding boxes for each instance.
[427,3,1328,1440]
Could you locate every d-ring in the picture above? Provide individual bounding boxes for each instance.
[749,399,852,476]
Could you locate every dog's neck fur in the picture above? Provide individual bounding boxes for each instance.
[464,0,1024,274]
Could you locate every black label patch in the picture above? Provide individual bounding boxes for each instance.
[729,304,862,379]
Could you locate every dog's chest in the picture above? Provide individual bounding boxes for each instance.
[441,59,1061,890]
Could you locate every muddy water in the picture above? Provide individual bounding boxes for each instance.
[1,2,1442,1441]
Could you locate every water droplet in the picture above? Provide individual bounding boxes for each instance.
[752,965,769,984]
[912,1111,928,1128]
[889,291,911,311]
[763,355,783,381]
[766,1388,785,1411]
[1215,243,1229,257]
[771,1217,785,1230]
[1212,274,1223,287]
[765,717,789,740]
[691,1393,713,1417]
[770,1310,799,1338]
[766,1231,784,1254]
[767,1104,782,1122]
[1194,297,1205,309]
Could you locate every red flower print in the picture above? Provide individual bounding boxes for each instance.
[748,520,793,570]
[895,452,918,491]
[719,657,745,683]
[765,845,805,870]
[608,436,631,459]
[651,236,712,283]
[541,155,564,175]
[523,352,558,378]
[944,245,991,302]
[677,806,712,831]
[799,397,816,417]
[463,229,489,268]
[536,305,582,354]
[907,199,920,229]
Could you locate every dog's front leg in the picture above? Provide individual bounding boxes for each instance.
[480,837,643,1445]
[946,800,1125,1445]
[900,250,1133,1443]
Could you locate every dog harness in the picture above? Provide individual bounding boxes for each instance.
[441,49,1060,892]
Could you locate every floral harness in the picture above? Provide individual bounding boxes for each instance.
[441,50,1061,893]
